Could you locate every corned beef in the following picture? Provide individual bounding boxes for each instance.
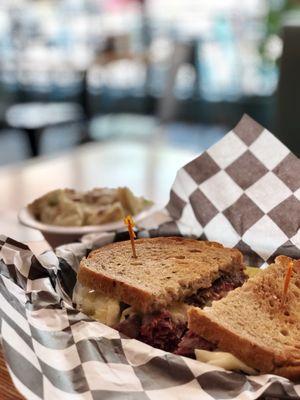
[115,269,246,356]
[185,269,246,308]
[175,330,216,358]
[140,310,186,352]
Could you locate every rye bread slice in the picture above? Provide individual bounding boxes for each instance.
[188,255,300,380]
[78,237,243,313]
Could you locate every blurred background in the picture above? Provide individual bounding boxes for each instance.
[0,0,299,166]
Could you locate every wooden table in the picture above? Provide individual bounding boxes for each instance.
[0,139,197,399]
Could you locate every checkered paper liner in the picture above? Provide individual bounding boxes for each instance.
[153,114,300,266]
[1,234,300,400]
[0,115,299,399]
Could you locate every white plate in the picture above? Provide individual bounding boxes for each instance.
[18,205,157,234]
[18,205,158,248]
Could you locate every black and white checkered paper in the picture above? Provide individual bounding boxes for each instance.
[0,115,299,399]
[156,114,300,267]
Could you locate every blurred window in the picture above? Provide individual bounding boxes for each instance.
[0,0,286,100]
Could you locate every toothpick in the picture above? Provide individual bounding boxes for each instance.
[282,260,293,307]
[124,215,137,258]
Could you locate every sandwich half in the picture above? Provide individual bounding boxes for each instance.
[75,237,245,353]
[188,255,300,380]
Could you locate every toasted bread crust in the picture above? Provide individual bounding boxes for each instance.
[188,307,276,373]
[188,255,300,380]
[273,366,300,381]
[78,237,243,313]
[78,263,156,312]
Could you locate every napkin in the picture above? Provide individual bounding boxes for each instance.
[0,115,299,400]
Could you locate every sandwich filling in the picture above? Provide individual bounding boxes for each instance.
[73,267,246,355]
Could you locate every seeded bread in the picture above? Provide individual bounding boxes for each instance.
[78,237,243,313]
[188,255,300,380]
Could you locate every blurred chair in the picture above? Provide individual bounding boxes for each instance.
[6,102,84,157]
[277,24,300,156]
[157,42,196,123]
[90,40,225,151]
[4,71,88,157]
[90,41,196,142]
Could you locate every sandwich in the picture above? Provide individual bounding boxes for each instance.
[74,237,246,353]
[187,255,300,380]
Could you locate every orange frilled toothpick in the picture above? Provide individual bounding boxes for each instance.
[124,215,137,258]
[281,260,293,307]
